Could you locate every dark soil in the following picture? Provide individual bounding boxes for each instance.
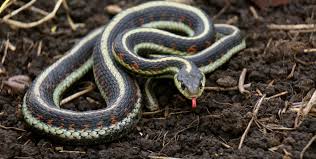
[0,0,315,158]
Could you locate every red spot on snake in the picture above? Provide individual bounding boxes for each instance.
[97,121,103,128]
[131,62,140,70]
[47,119,53,126]
[179,16,186,22]
[124,108,129,116]
[82,124,90,131]
[205,41,212,47]
[160,12,167,18]
[36,115,44,120]
[149,15,154,21]
[59,123,64,129]
[187,45,197,54]
[117,53,124,61]
[111,116,118,125]
[171,43,177,50]
[69,123,75,130]
[188,21,193,27]
[139,18,145,25]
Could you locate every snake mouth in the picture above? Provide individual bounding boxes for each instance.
[191,97,197,109]
[186,93,200,109]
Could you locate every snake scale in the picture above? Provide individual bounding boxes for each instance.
[22,1,246,144]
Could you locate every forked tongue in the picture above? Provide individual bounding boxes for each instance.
[192,97,197,109]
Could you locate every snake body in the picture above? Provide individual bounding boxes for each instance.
[22,1,246,144]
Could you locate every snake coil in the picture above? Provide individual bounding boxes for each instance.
[22,1,246,144]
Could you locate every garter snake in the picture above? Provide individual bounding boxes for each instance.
[22,1,246,144]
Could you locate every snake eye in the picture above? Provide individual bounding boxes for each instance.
[199,82,203,89]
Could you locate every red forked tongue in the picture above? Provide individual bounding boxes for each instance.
[192,97,197,109]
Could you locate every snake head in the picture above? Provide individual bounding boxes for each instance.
[174,64,205,108]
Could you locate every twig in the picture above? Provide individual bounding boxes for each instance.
[294,90,316,128]
[85,97,100,104]
[1,38,15,64]
[256,88,263,96]
[162,131,168,146]
[294,54,316,65]
[238,68,250,95]
[286,63,296,79]
[264,124,295,131]
[0,124,26,132]
[66,13,84,31]
[60,83,95,105]
[55,146,86,154]
[265,91,288,100]
[2,0,36,19]
[205,83,251,91]
[220,141,232,149]
[153,130,163,141]
[6,39,16,51]
[23,139,31,146]
[62,0,85,31]
[249,6,261,20]
[279,101,289,119]
[2,0,63,29]
[1,39,9,64]
[169,110,191,116]
[300,134,316,159]
[14,1,49,16]
[142,109,164,116]
[289,28,316,33]
[238,95,266,149]
[267,24,316,30]
[269,144,284,152]
[290,107,316,116]
[37,40,42,56]
[304,48,316,53]
[283,149,293,158]
[302,90,316,116]
[212,0,230,20]
[225,16,238,25]
[263,38,272,55]
[0,0,12,15]
[267,80,274,87]
[59,150,86,154]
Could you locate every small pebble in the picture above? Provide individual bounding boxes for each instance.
[3,75,31,93]
[105,4,122,15]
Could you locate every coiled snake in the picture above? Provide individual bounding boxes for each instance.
[22,1,246,144]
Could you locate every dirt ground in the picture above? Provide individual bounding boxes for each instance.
[0,0,315,158]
